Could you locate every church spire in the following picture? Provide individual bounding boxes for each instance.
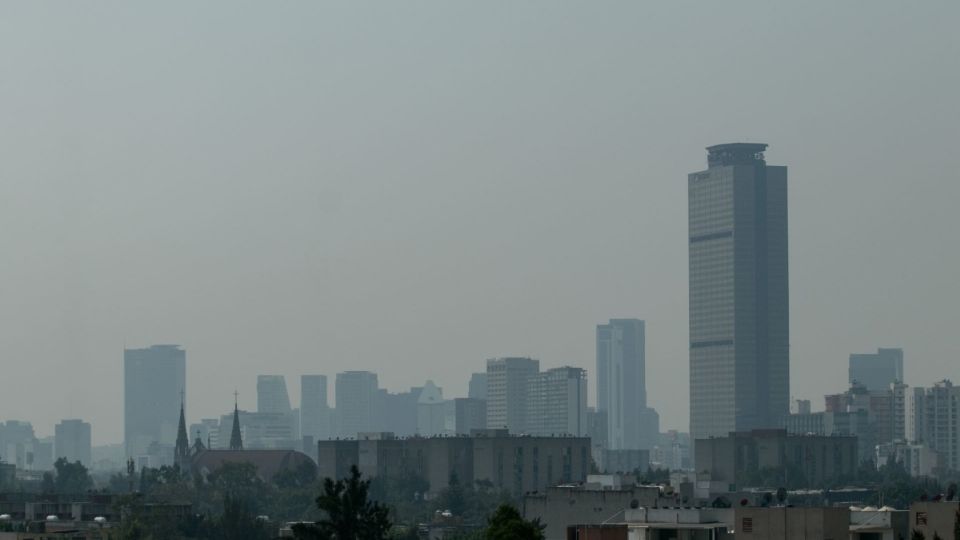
[175,390,189,466]
[229,390,243,451]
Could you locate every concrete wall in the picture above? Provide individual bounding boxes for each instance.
[524,486,659,540]
[909,501,959,540]
[735,507,849,540]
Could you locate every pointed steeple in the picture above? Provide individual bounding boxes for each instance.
[175,390,190,466]
[229,391,243,451]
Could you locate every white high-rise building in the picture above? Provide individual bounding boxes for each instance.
[485,357,539,433]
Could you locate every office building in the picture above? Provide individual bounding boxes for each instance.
[527,367,587,437]
[379,387,419,437]
[335,371,380,438]
[54,419,92,466]
[906,380,960,471]
[124,345,186,459]
[468,372,488,400]
[485,357,539,433]
[0,421,37,470]
[300,375,331,442]
[257,375,292,414]
[688,143,790,452]
[453,398,487,435]
[416,381,450,436]
[597,319,656,449]
[849,348,904,392]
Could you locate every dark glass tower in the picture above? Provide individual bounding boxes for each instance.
[688,143,789,449]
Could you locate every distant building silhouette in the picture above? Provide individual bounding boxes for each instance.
[54,419,91,467]
[124,345,186,460]
[596,319,657,449]
[334,371,379,438]
[300,375,331,442]
[849,348,904,392]
[257,375,292,414]
[688,144,790,455]
[468,372,488,400]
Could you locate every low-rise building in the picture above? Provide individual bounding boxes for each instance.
[734,506,849,540]
[695,429,858,490]
[523,482,661,540]
[909,501,960,540]
[849,506,908,540]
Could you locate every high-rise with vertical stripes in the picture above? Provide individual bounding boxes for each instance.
[688,143,789,452]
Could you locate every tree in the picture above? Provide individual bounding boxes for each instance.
[912,531,925,540]
[293,465,392,540]
[52,458,92,493]
[482,504,544,540]
[275,460,319,489]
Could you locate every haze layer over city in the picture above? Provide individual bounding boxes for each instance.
[1,1,957,450]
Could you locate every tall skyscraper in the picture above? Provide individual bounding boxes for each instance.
[257,375,292,414]
[688,143,790,448]
[527,366,587,436]
[849,348,904,392]
[485,357,539,433]
[300,375,331,442]
[124,345,186,459]
[596,319,652,449]
[335,371,380,438]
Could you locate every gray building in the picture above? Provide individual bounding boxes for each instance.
[257,375,292,414]
[906,380,960,471]
[468,372,488,400]
[300,375,331,442]
[485,357,539,433]
[334,371,380,438]
[849,348,904,392]
[527,366,587,437]
[688,143,790,453]
[54,419,91,466]
[695,429,857,489]
[124,345,186,459]
[597,319,657,450]
[317,430,590,497]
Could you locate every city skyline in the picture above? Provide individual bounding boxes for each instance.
[2,3,959,445]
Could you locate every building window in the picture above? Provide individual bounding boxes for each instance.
[916,511,927,526]
[742,517,753,533]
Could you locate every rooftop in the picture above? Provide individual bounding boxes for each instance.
[706,142,768,167]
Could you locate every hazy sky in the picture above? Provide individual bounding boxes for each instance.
[1,2,958,444]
